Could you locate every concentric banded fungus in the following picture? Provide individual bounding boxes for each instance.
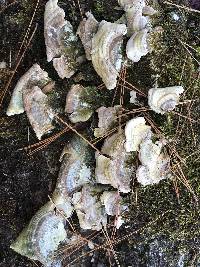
[10,202,68,267]
[6,64,51,116]
[95,133,133,193]
[77,12,99,60]
[44,0,66,62]
[125,117,152,152]
[65,84,97,123]
[72,185,107,230]
[100,191,122,216]
[51,192,73,218]
[125,0,147,36]
[23,86,55,140]
[118,0,145,11]
[136,139,171,186]
[55,135,94,196]
[94,106,121,138]
[118,0,157,35]
[126,29,150,62]
[148,86,184,114]
[44,0,84,78]
[100,191,126,228]
[91,21,127,89]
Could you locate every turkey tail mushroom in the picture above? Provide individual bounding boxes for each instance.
[10,201,69,267]
[148,86,184,114]
[91,21,127,89]
[44,0,84,79]
[6,64,51,116]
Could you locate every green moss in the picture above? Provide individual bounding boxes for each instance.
[124,2,200,259]
[93,0,123,22]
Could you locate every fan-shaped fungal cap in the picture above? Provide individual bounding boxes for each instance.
[44,0,66,62]
[125,117,152,152]
[65,84,98,123]
[6,64,51,116]
[44,0,84,78]
[77,12,99,60]
[139,139,162,166]
[72,185,107,230]
[23,86,55,140]
[148,86,184,114]
[136,139,171,186]
[91,20,127,89]
[95,133,133,193]
[100,191,122,216]
[126,29,150,62]
[94,106,121,138]
[10,202,67,266]
[126,4,148,36]
[55,134,94,196]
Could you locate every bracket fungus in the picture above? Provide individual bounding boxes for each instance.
[95,132,134,193]
[100,191,126,228]
[55,135,94,196]
[125,0,147,35]
[148,86,184,114]
[126,28,150,62]
[6,64,51,116]
[44,0,84,79]
[136,139,171,186]
[65,84,98,123]
[125,117,152,152]
[72,185,107,231]
[10,202,68,267]
[77,12,99,60]
[91,21,127,89]
[118,0,157,62]
[23,86,55,140]
[118,0,145,11]
[100,191,122,216]
[94,106,121,138]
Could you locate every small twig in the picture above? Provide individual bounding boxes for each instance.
[55,115,102,154]
[164,1,200,14]
[76,0,83,19]
[172,111,200,124]
[16,0,40,60]
[0,23,38,107]
[178,40,200,65]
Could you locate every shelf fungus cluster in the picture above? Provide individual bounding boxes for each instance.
[43,0,159,90]
[44,0,84,79]
[6,64,58,140]
[7,0,181,266]
[94,105,121,138]
[125,117,172,185]
[65,84,101,123]
[95,132,134,193]
[116,0,158,63]
[10,134,128,266]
